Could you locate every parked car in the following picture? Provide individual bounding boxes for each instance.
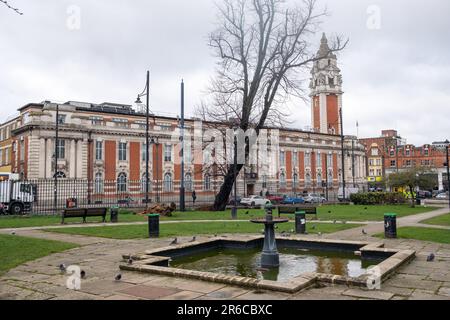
[417,190,433,199]
[280,196,305,205]
[228,196,242,206]
[240,195,271,208]
[304,193,327,204]
[266,195,285,204]
[436,192,449,200]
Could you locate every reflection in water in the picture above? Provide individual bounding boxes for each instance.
[170,248,380,283]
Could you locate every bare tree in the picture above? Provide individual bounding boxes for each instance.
[198,0,347,211]
[1,0,23,15]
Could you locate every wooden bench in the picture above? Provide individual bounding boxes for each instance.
[62,208,108,224]
[277,205,318,220]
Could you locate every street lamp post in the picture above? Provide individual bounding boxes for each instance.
[445,140,450,210]
[135,71,150,211]
[54,104,59,213]
[179,80,186,212]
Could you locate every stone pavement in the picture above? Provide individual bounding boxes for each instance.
[1,208,449,300]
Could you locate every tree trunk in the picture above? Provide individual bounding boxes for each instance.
[213,164,244,211]
[409,185,416,208]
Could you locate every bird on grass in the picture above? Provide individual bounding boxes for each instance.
[311,225,316,230]
[170,238,178,245]
[10,231,16,235]
[59,264,66,273]
[189,236,197,242]
[328,211,332,214]
[80,270,86,279]
[245,211,249,215]
[317,232,323,237]
[362,229,368,235]
[427,254,435,262]
[115,273,122,281]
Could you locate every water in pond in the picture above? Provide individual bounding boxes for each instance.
[170,248,380,282]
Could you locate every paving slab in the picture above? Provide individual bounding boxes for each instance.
[117,284,180,300]
[205,287,251,299]
[342,289,394,300]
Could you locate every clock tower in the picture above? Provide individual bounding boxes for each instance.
[309,33,343,135]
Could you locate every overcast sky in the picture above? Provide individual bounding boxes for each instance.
[1,0,449,145]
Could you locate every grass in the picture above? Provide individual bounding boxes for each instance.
[375,227,450,244]
[421,214,450,227]
[0,234,78,276]
[0,204,434,229]
[43,221,361,240]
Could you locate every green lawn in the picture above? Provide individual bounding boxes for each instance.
[0,234,78,276]
[421,214,450,227]
[375,227,450,244]
[0,205,434,229]
[43,221,361,240]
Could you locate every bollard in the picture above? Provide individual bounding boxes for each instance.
[148,214,160,238]
[295,211,306,234]
[110,206,119,223]
[384,213,397,239]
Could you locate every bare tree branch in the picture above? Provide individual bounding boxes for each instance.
[1,0,23,15]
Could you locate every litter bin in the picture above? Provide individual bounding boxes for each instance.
[384,213,397,239]
[110,206,119,223]
[295,211,306,234]
[66,198,77,209]
[148,214,160,238]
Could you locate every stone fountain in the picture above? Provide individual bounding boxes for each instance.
[251,204,289,268]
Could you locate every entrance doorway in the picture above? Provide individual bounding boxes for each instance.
[247,184,255,197]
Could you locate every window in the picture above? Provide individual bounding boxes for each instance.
[279,173,286,189]
[262,175,267,189]
[405,149,411,156]
[280,151,285,166]
[164,145,172,162]
[0,149,3,166]
[371,148,379,156]
[95,141,103,161]
[305,153,311,167]
[424,149,429,156]
[117,173,127,192]
[54,171,66,179]
[119,142,127,161]
[305,172,312,187]
[369,159,375,166]
[142,143,148,162]
[376,169,382,177]
[204,174,211,191]
[390,160,396,168]
[141,173,151,193]
[164,173,173,192]
[185,173,193,192]
[136,121,147,129]
[160,125,172,131]
[390,149,395,157]
[95,173,103,193]
[316,152,321,167]
[317,172,322,187]
[327,154,333,168]
[185,146,192,164]
[292,152,298,166]
[56,139,65,159]
[406,160,412,167]
[293,174,298,189]
[57,114,66,125]
[376,159,382,166]
[328,170,333,187]
[91,117,103,126]
[113,118,129,128]
[5,147,9,164]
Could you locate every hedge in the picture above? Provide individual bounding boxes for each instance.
[350,192,406,205]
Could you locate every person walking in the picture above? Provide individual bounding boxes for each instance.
[192,190,197,206]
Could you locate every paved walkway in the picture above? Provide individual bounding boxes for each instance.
[1,208,449,300]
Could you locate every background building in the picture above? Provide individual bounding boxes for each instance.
[0,116,20,175]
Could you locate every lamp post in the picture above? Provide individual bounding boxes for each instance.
[54,104,59,212]
[231,128,238,220]
[135,71,150,211]
[339,107,346,200]
[445,140,450,210]
[179,80,186,212]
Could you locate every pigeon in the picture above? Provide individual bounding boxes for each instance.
[80,270,86,279]
[59,264,66,273]
[328,211,332,214]
[364,207,368,210]
[115,273,122,281]
[427,254,435,262]
[170,238,178,245]
[10,231,16,235]
[362,229,368,235]
[189,236,197,242]
[318,232,323,237]
[311,225,316,230]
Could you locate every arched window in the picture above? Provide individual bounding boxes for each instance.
[279,173,286,189]
[164,173,173,192]
[185,173,192,192]
[204,174,211,191]
[95,172,103,193]
[141,173,151,193]
[54,171,66,179]
[117,173,127,192]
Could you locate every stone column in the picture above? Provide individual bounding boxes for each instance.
[76,139,84,179]
[69,139,76,178]
[46,139,53,178]
[38,138,46,178]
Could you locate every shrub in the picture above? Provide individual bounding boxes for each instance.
[350,192,406,205]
